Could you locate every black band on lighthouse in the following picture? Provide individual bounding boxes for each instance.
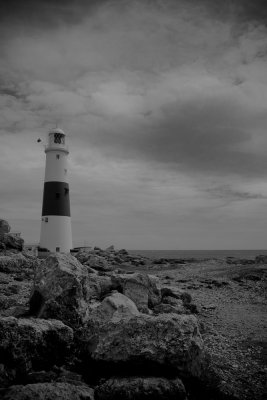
[42,182,71,216]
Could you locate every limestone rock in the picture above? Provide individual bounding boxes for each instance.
[160,286,192,304]
[0,253,36,276]
[0,233,24,252]
[255,254,267,264]
[82,313,204,378]
[29,253,113,328]
[95,376,186,400]
[111,272,161,312]
[84,255,114,272]
[97,292,140,321]
[0,219,10,234]
[77,292,140,349]
[0,317,73,383]
[1,382,94,400]
[153,302,187,315]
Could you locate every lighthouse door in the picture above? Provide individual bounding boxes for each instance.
[56,247,60,252]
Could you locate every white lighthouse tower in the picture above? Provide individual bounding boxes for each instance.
[39,128,72,253]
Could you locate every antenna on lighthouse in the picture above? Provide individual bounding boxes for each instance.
[39,127,72,254]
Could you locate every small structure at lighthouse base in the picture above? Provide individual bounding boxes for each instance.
[39,128,72,254]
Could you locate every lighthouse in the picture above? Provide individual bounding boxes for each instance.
[39,128,72,253]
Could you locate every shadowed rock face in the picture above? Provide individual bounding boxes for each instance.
[0,317,73,385]
[0,220,10,234]
[29,253,114,328]
[0,233,24,252]
[95,376,187,400]
[1,382,94,400]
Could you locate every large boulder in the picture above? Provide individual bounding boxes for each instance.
[1,382,94,400]
[95,292,140,321]
[111,272,161,312]
[0,219,10,234]
[81,313,204,379]
[29,253,114,328]
[0,317,73,385]
[95,376,186,400]
[84,291,139,328]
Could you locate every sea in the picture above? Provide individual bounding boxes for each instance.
[128,249,267,260]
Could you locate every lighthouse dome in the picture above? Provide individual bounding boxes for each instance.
[49,127,65,136]
[46,127,68,153]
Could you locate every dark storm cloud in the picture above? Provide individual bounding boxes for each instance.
[0,0,266,181]
[86,93,267,179]
[1,0,267,26]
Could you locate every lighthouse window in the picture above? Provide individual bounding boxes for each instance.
[56,154,60,159]
[56,193,60,199]
[45,217,48,223]
[64,188,69,195]
[54,133,65,144]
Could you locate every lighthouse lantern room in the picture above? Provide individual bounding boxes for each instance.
[39,128,72,253]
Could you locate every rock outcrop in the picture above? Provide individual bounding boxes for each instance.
[0,227,229,400]
[0,233,24,252]
[1,382,94,400]
[29,253,114,328]
[0,253,36,275]
[0,220,10,234]
[0,252,39,317]
[0,221,24,252]
[74,247,150,270]
[0,317,73,386]
[95,376,186,400]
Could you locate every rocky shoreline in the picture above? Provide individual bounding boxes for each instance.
[0,219,266,400]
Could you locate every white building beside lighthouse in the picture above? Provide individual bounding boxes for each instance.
[39,128,72,253]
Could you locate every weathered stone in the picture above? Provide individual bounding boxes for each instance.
[25,366,84,385]
[255,254,267,264]
[0,233,24,251]
[82,313,204,378]
[97,292,140,321]
[95,376,186,400]
[84,255,114,272]
[111,272,161,312]
[0,254,29,274]
[153,303,187,315]
[0,253,39,278]
[162,296,184,306]
[1,382,94,400]
[29,253,113,328]
[0,317,73,384]
[77,292,140,348]
[161,286,192,304]
[0,220,10,234]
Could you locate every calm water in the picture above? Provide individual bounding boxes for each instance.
[128,249,267,260]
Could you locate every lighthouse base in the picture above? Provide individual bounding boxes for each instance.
[39,215,72,253]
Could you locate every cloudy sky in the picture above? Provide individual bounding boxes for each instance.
[0,0,267,249]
